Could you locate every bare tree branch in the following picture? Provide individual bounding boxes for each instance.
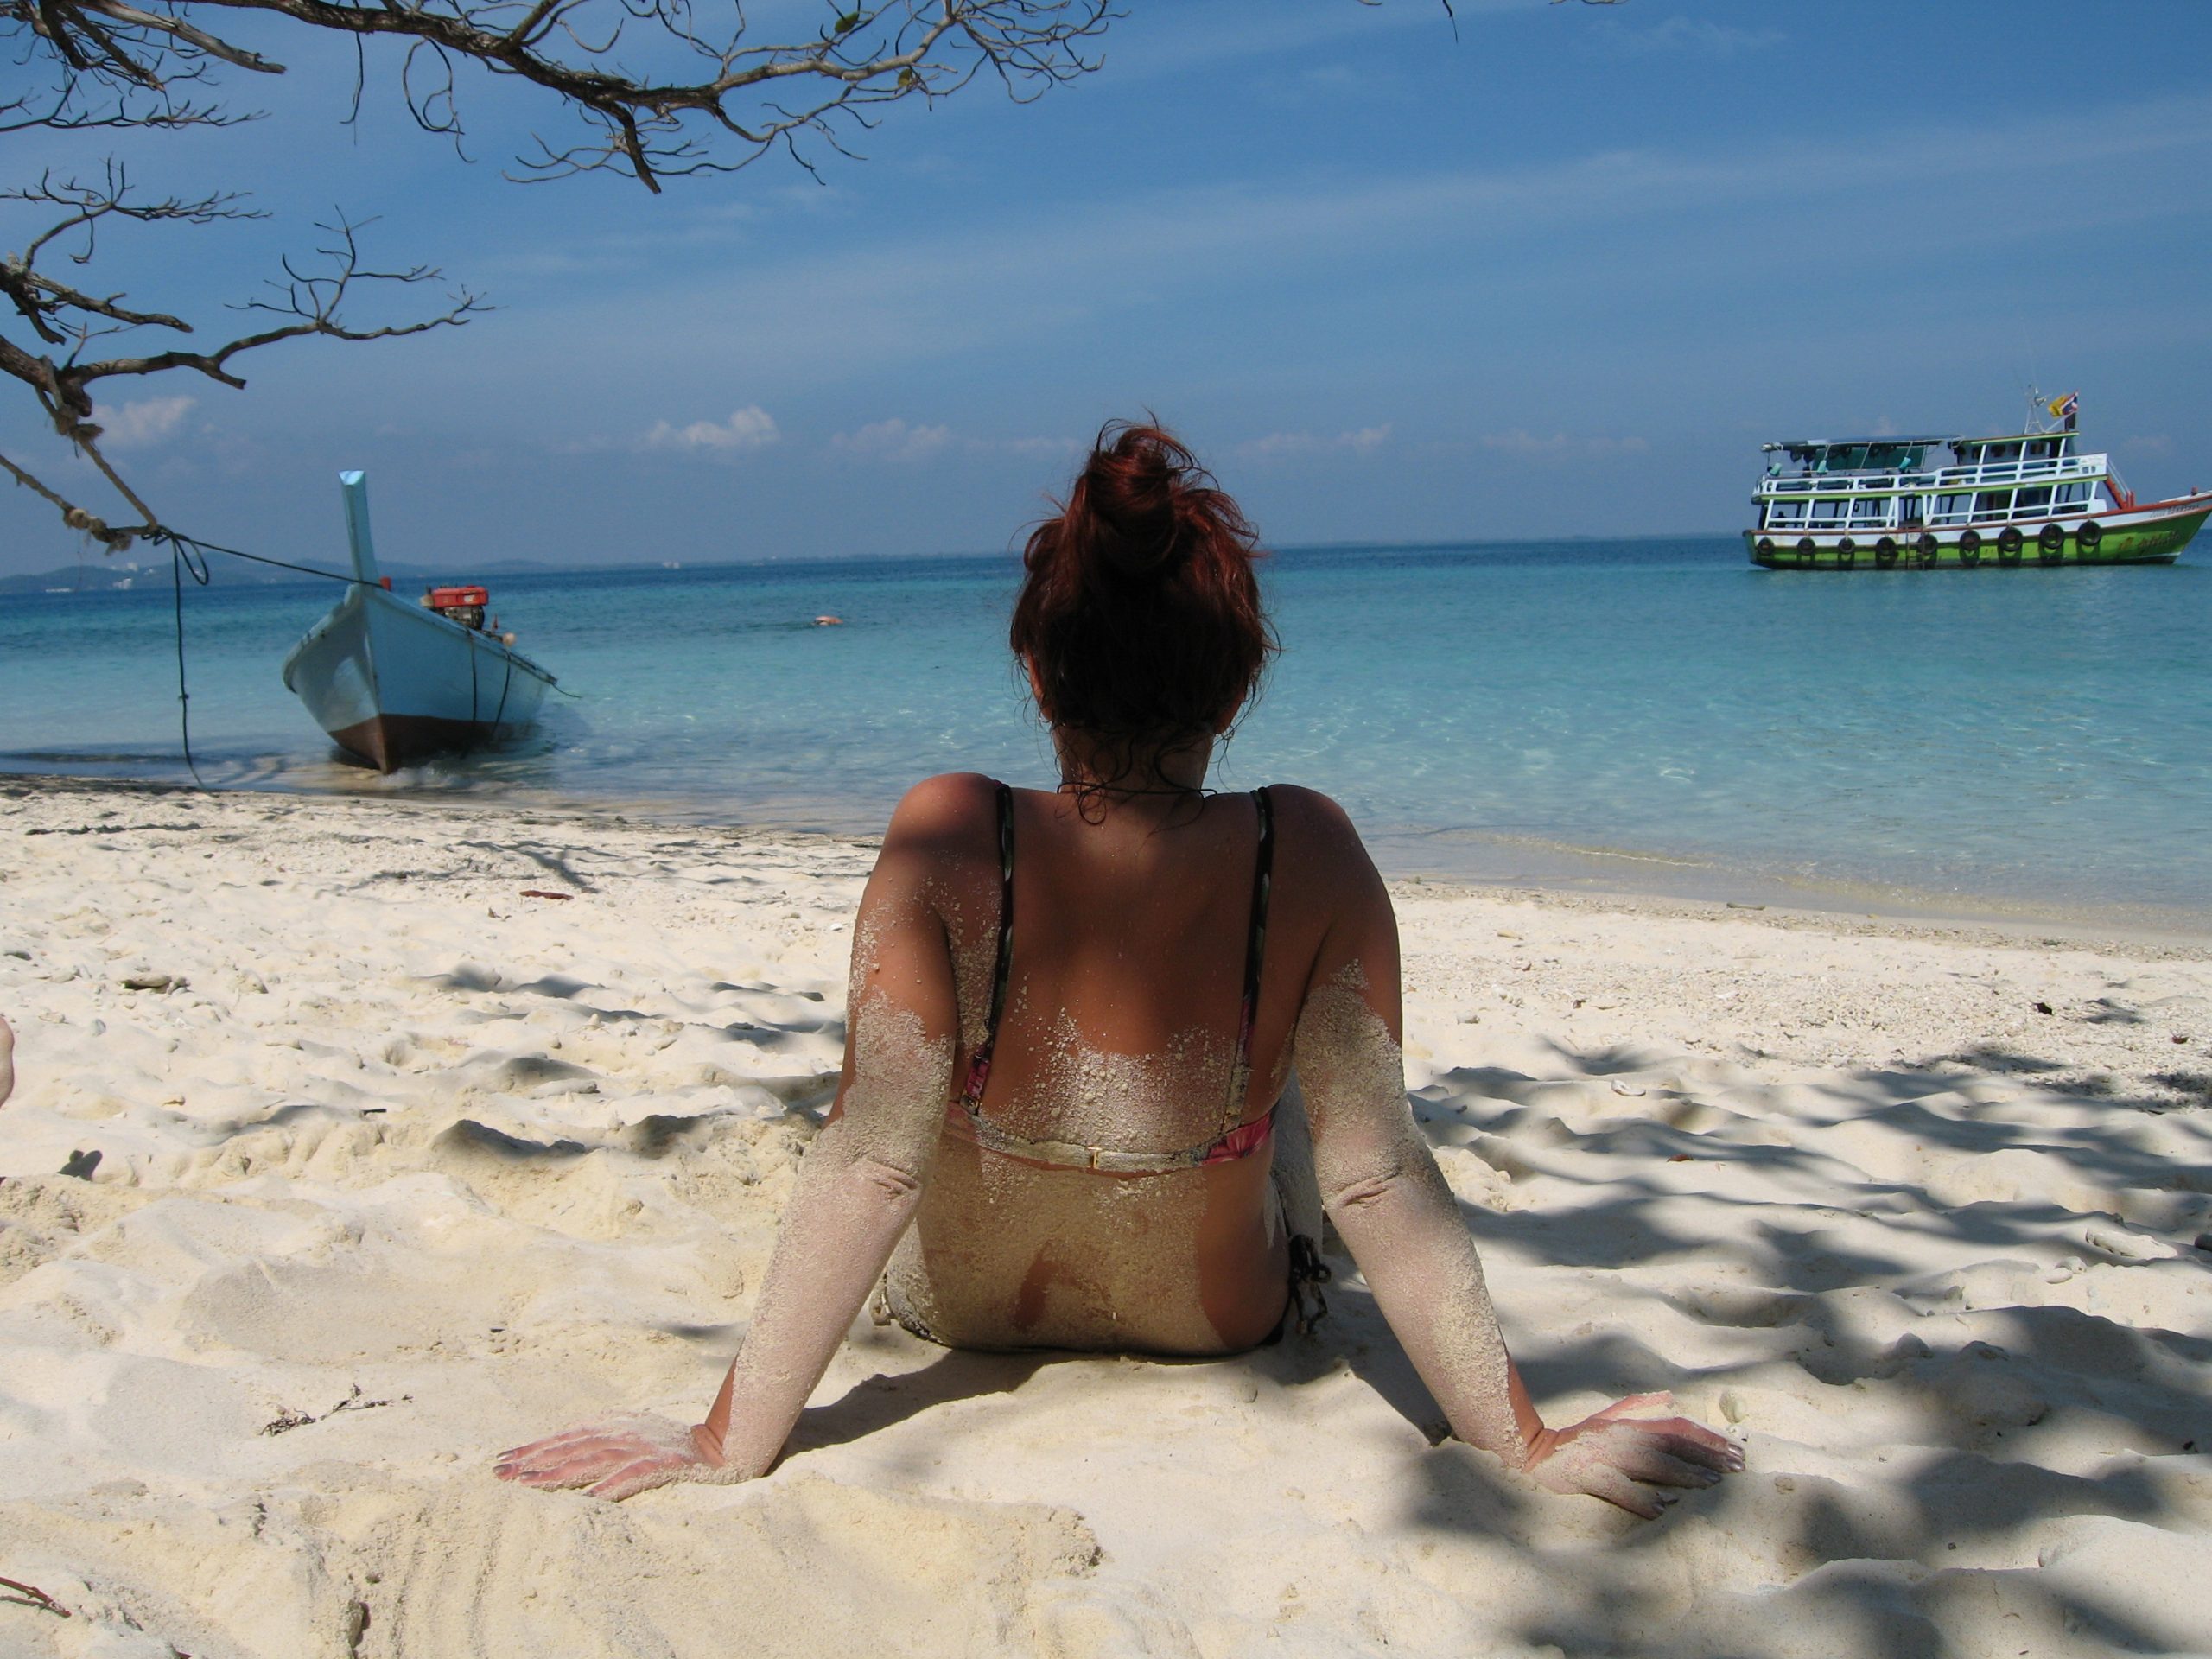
[3,2,1119,191]
[3,169,480,547]
[0,2,1122,546]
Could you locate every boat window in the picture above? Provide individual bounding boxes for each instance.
[1810,499,1847,524]
[1936,493,1974,523]
[1822,445,1869,473]
[2026,440,2055,461]
[2057,482,2091,507]
[2015,485,2053,512]
[1849,499,1890,524]
[1862,443,1925,472]
[1974,490,2014,517]
[1767,500,1807,524]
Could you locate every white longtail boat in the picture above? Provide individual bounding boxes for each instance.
[281,472,557,771]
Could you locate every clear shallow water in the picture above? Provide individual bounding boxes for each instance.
[4,538,2209,921]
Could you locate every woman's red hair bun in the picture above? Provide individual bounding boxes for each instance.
[1012,421,1276,764]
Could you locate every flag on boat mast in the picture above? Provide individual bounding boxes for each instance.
[2048,391,2079,431]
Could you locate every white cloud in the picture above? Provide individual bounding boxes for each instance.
[1599,17,1785,58]
[639,405,780,454]
[1005,435,1083,460]
[1481,429,1572,459]
[1237,423,1392,461]
[1481,429,1647,461]
[2124,434,2175,455]
[100,396,196,449]
[834,417,953,462]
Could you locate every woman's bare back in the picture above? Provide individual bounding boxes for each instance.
[882,776,1339,1354]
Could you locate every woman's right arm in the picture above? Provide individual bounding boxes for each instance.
[495,775,980,1499]
[1286,795,1741,1516]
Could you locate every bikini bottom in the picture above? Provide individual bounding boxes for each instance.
[874,1240,1326,1351]
[874,1090,1331,1351]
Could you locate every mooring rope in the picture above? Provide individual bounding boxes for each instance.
[144,528,374,790]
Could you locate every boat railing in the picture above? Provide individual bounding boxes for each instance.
[1757,452,2103,498]
[1759,485,2103,532]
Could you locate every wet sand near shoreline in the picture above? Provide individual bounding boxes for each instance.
[2,776,2208,1657]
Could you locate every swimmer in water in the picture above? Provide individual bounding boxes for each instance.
[496,423,1742,1515]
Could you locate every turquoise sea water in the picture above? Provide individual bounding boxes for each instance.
[4,538,2209,924]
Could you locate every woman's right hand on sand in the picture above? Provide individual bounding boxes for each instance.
[494,1413,738,1501]
[1519,1392,1744,1518]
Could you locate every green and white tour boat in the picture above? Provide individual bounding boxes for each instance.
[1747,396,2209,569]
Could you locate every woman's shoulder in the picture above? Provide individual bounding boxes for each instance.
[1256,785,1387,907]
[881,772,1005,860]
[1256,785,1363,853]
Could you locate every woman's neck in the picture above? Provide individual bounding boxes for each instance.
[1052,730,1216,797]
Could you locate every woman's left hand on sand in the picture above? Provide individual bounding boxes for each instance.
[1522,1392,1745,1518]
[495,1412,734,1502]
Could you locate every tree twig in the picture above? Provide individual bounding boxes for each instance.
[0,1573,72,1618]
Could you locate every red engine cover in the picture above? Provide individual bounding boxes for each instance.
[427,586,489,607]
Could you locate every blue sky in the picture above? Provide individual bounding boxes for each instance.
[3,0,2209,575]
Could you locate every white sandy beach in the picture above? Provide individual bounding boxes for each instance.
[2,774,2209,1658]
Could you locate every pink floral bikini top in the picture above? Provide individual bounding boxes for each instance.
[941,782,1278,1175]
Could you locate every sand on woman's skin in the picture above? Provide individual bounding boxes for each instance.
[1,776,2208,1658]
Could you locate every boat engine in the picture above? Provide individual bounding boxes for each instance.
[424,585,490,630]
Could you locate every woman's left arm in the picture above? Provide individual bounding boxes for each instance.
[495,779,973,1500]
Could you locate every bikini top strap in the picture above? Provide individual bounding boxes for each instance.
[988,779,1017,1034]
[959,780,1016,1107]
[1234,786,1275,1072]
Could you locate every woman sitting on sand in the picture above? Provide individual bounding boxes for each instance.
[497,423,1741,1516]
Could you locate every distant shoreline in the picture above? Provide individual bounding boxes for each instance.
[0,532,1752,596]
